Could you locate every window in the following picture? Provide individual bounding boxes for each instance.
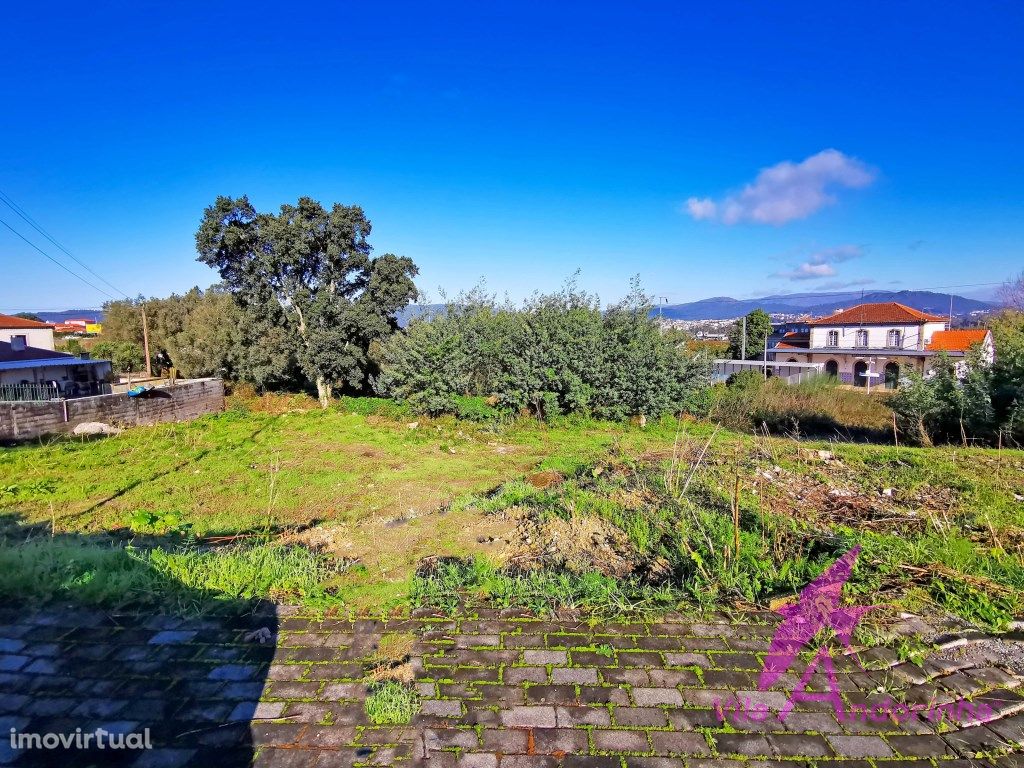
[887,329,901,348]
[10,334,27,352]
[855,329,868,347]
[824,360,839,378]
[826,330,839,347]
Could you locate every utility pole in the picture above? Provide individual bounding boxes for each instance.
[763,333,769,379]
[141,304,152,378]
[740,315,747,360]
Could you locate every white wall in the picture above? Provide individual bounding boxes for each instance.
[809,322,945,350]
[0,327,55,350]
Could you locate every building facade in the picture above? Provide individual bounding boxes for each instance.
[0,314,112,398]
[769,302,993,389]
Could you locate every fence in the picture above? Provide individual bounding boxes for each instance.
[0,382,61,402]
[712,359,824,385]
[0,381,113,402]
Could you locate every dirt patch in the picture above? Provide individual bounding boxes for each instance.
[504,510,639,578]
[526,470,563,489]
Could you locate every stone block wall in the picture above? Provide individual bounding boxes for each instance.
[0,378,225,441]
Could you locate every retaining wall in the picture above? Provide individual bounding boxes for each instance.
[0,378,225,442]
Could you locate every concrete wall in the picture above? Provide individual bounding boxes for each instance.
[0,378,224,442]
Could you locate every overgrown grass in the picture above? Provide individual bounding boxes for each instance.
[364,681,419,725]
[2,394,1022,629]
[0,536,348,613]
[411,555,683,618]
[711,374,894,439]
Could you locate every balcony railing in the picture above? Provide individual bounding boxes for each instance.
[0,382,112,402]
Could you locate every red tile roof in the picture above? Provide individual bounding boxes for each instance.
[807,302,947,326]
[0,313,54,329]
[926,329,991,352]
[775,342,806,350]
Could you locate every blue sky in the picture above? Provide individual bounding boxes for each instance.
[1,1,1022,310]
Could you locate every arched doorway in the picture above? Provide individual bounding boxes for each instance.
[825,359,839,378]
[884,362,900,389]
[854,361,868,387]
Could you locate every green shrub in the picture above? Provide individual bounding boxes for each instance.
[337,396,413,420]
[373,278,711,421]
[452,395,506,422]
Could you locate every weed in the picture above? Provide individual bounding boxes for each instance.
[364,680,419,724]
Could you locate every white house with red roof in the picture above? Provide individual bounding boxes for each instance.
[0,313,112,397]
[770,302,993,389]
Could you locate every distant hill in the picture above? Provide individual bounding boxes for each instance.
[655,290,996,321]
[17,309,106,324]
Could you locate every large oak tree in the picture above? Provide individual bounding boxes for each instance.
[196,196,418,406]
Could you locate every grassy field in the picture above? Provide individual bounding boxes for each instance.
[2,393,1022,629]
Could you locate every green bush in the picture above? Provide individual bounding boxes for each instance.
[452,395,507,422]
[373,279,711,421]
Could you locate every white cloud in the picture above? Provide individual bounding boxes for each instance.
[685,149,876,225]
[772,263,837,281]
[808,244,863,265]
[685,197,718,220]
[770,244,865,282]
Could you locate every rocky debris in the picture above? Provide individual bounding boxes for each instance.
[72,421,121,436]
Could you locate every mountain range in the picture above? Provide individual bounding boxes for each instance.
[15,290,998,327]
[653,290,996,321]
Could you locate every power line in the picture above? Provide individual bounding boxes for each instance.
[0,216,119,302]
[0,189,128,298]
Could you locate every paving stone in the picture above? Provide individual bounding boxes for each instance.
[591,728,651,752]
[499,756,558,768]
[632,687,684,706]
[825,733,895,758]
[712,732,772,757]
[561,756,621,768]
[455,754,499,768]
[524,684,578,704]
[555,705,612,727]
[500,705,558,728]
[532,727,589,753]
[649,730,711,755]
[614,706,670,727]
[885,733,957,757]
[148,630,198,645]
[550,666,599,684]
[766,733,835,757]
[504,666,547,684]
[423,727,479,752]
[522,650,567,665]
[480,727,530,752]
[420,699,463,717]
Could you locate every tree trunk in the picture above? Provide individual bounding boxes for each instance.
[316,377,333,409]
[917,418,933,447]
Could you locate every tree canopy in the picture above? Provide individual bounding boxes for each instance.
[195,196,418,406]
[728,309,772,360]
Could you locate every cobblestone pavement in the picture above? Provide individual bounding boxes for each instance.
[2,604,1024,767]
